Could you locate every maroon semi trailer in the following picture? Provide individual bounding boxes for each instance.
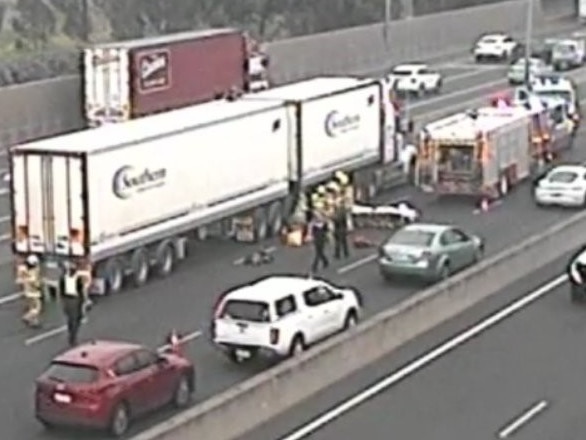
[83,28,269,126]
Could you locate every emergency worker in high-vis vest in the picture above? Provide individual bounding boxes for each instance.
[20,255,42,328]
[59,265,91,347]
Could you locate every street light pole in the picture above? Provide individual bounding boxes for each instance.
[384,0,391,52]
[524,0,534,89]
[81,0,90,43]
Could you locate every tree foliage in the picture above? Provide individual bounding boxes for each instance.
[12,0,56,49]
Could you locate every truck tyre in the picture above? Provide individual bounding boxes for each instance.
[266,201,283,237]
[155,241,175,278]
[130,248,150,287]
[498,175,509,197]
[104,258,124,294]
[253,207,268,241]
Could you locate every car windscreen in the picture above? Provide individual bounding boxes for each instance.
[40,362,99,384]
[547,171,578,183]
[479,37,497,44]
[536,90,573,103]
[388,229,436,247]
[221,300,271,322]
[392,69,412,76]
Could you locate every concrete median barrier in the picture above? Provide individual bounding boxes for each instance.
[131,208,586,440]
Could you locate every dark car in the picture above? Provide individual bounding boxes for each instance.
[35,340,195,437]
[568,246,586,302]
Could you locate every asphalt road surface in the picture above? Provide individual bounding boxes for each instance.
[0,23,584,439]
[237,254,582,440]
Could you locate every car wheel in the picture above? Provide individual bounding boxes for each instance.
[109,402,130,438]
[582,192,586,208]
[475,54,482,63]
[38,419,55,430]
[473,246,484,263]
[437,262,451,281]
[172,375,193,408]
[418,84,425,98]
[288,334,306,357]
[344,310,358,330]
[435,79,442,93]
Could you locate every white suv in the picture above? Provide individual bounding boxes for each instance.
[389,63,442,96]
[211,276,362,363]
[473,33,519,62]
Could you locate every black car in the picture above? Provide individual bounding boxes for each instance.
[568,246,586,302]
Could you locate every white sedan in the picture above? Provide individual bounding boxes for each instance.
[534,164,586,207]
[473,33,520,62]
[388,63,442,97]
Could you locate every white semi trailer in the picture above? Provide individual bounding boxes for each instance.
[9,76,403,294]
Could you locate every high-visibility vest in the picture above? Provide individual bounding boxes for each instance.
[64,273,83,297]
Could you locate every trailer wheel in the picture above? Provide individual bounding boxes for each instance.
[155,242,175,278]
[104,258,124,295]
[253,207,268,241]
[130,248,150,288]
[266,201,283,237]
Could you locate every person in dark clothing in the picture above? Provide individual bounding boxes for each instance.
[310,218,329,273]
[59,267,88,347]
[333,206,349,259]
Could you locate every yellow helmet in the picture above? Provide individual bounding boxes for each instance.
[335,171,349,185]
[327,181,339,192]
[317,185,326,195]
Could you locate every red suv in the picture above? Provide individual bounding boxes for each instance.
[35,340,195,437]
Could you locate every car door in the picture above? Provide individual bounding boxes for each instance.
[131,349,176,411]
[451,228,477,267]
[419,67,434,89]
[318,285,347,334]
[112,353,148,415]
[302,287,333,343]
[503,36,516,55]
[438,229,468,270]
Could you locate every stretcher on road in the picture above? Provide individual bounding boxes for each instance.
[351,202,420,229]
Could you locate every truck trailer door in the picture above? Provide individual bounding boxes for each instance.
[12,153,87,257]
[84,47,131,125]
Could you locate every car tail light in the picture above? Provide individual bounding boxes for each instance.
[269,328,279,345]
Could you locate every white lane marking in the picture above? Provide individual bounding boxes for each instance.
[0,292,20,305]
[0,215,10,223]
[0,233,10,242]
[498,399,549,438]
[337,254,377,274]
[0,188,8,196]
[25,317,89,346]
[277,274,567,440]
[25,317,202,347]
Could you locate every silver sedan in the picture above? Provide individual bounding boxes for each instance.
[507,57,552,85]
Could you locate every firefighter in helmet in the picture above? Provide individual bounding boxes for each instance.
[311,185,327,220]
[20,255,42,328]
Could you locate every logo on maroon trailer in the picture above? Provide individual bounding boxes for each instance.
[136,49,170,92]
